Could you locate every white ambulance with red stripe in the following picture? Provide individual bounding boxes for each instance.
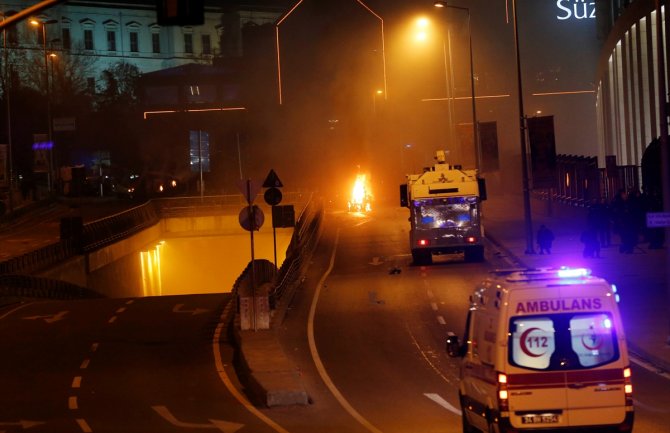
[446,267,634,433]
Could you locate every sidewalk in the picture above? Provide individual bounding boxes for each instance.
[483,194,670,373]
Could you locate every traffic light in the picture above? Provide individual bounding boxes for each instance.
[156,0,204,26]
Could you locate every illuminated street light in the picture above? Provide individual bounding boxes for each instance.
[30,17,58,193]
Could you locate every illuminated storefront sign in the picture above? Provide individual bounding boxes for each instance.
[556,0,595,20]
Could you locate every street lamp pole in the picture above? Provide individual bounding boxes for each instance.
[434,1,479,170]
[31,18,56,193]
[1,13,14,213]
[511,0,535,254]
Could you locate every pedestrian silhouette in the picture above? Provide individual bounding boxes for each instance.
[537,225,555,254]
[581,228,600,258]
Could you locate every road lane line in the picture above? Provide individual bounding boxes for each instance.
[424,393,462,416]
[431,302,438,311]
[71,376,82,388]
[75,418,92,432]
[125,300,134,305]
[308,230,383,433]
[90,343,99,352]
[437,316,446,325]
[108,316,117,324]
[0,302,32,320]
[406,325,452,385]
[212,301,290,433]
[115,307,126,314]
[80,359,90,369]
[68,396,78,410]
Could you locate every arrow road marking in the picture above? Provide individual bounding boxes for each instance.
[152,406,243,433]
[22,311,68,323]
[369,256,384,266]
[424,393,462,416]
[172,304,209,315]
[0,420,45,429]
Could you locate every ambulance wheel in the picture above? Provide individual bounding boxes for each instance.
[412,249,432,265]
[464,245,484,262]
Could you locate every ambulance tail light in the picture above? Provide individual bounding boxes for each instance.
[623,367,633,405]
[497,373,509,411]
[418,239,430,246]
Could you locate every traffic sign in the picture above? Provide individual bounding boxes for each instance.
[237,179,261,204]
[239,205,264,231]
[264,187,282,206]
[272,205,295,228]
[646,212,670,227]
[262,169,283,188]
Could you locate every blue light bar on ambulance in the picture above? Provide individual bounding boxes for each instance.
[557,267,591,278]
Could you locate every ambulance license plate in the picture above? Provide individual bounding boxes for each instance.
[521,414,559,424]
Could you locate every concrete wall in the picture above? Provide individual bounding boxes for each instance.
[40,215,293,298]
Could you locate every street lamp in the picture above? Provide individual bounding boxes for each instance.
[1,12,14,213]
[30,17,57,193]
[433,1,479,171]
[510,0,535,254]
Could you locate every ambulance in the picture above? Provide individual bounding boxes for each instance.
[446,267,634,433]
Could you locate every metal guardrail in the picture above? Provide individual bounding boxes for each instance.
[0,193,317,290]
[269,197,324,309]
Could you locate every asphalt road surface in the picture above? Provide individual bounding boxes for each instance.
[1,205,668,433]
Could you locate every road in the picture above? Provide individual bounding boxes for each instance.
[0,294,281,433]
[1,205,668,433]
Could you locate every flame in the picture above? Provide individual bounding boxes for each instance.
[349,174,372,212]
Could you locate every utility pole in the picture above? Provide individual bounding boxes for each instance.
[512,0,534,254]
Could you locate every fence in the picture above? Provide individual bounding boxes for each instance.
[534,154,640,207]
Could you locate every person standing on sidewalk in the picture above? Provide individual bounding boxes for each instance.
[537,224,555,254]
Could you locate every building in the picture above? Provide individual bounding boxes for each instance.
[0,0,287,197]
[595,0,668,194]
[1,0,284,88]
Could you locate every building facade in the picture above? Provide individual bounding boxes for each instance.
[596,0,668,175]
[1,0,283,90]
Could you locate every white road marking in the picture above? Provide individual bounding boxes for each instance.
[75,418,92,432]
[0,303,33,320]
[211,304,290,433]
[437,316,446,325]
[308,230,384,433]
[173,304,209,315]
[90,343,99,352]
[71,376,82,388]
[369,256,383,266]
[125,299,134,305]
[0,420,44,429]
[68,396,78,410]
[108,316,117,324]
[22,311,68,323]
[152,406,244,432]
[629,353,670,380]
[424,393,462,416]
[80,359,90,369]
[431,302,438,311]
[115,307,126,314]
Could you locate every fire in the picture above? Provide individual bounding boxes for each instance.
[349,174,372,212]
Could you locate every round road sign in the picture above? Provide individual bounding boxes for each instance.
[264,187,283,206]
[239,205,265,231]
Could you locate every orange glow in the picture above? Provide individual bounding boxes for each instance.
[348,173,372,212]
[140,243,164,297]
